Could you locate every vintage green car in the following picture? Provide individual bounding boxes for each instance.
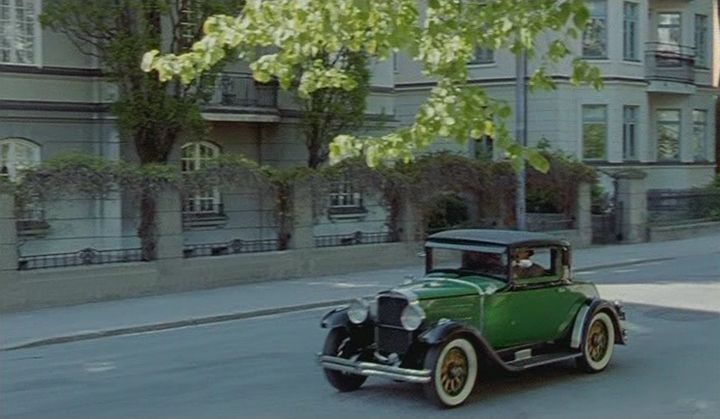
[318,229,627,407]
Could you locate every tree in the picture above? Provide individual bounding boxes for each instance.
[300,50,370,169]
[41,0,244,260]
[143,0,602,171]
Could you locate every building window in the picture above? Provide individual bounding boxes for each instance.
[473,135,493,160]
[582,105,607,160]
[0,0,41,65]
[468,47,494,65]
[329,178,364,215]
[656,109,681,161]
[0,137,40,180]
[694,15,708,68]
[623,2,638,60]
[582,0,607,58]
[181,141,221,215]
[657,13,681,49]
[623,106,639,161]
[692,110,708,162]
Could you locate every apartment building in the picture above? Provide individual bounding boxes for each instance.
[397,0,719,191]
[0,1,395,256]
[0,0,717,258]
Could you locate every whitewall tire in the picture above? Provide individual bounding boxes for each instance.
[577,312,615,373]
[423,337,478,407]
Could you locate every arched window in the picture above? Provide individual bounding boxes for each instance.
[0,138,41,181]
[181,141,221,215]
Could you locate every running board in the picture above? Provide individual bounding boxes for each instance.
[505,352,582,369]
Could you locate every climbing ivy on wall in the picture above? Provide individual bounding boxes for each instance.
[8,152,597,246]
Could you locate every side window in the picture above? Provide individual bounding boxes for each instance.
[512,247,562,282]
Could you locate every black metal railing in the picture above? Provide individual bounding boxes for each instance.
[204,72,278,108]
[183,238,280,258]
[18,247,144,271]
[648,188,720,225]
[645,42,695,84]
[314,231,395,248]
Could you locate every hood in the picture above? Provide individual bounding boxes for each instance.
[390,274,506,300]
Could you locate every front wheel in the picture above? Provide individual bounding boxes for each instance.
[576,311,615,373]
[423,337,478,408]
[322,329,367,392]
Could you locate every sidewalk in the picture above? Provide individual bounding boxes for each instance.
[1,234,718,350]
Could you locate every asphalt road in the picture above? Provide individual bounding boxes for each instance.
[1,254,719,419]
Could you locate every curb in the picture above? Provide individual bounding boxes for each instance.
[1,299,351,352]
[0,256,676,351]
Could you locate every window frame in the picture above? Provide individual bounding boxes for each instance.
[692,109,708,162]
[468,47,494,66]
[622,105,639,161]
[623,2,639,61]
[694,14,709,68]
[581,104,608,161]
[582,0,608,59]
[328,177,364,211]
[0,0,42,66]
[180,141,222,216]
[656,108,681,162]
[0,137,41,181]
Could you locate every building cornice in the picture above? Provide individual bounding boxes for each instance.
[0,100,110,113]
[0,64,103,78]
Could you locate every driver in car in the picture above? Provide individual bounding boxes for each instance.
[512,248,546,278]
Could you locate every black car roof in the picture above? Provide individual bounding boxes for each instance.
[426,229,569,248]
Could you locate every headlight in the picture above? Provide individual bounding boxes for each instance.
[348,299,369,324]
[400,303,425,331]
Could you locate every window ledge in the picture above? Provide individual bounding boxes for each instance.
[328,206,368,221]
[182,213,228,229]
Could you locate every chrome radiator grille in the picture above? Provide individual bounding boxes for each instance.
[376,295,408,326]
[376,295,411,355]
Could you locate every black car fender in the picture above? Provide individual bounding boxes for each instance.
[571,298,627,349]
[418,320,522,372]
[320,306,350,330]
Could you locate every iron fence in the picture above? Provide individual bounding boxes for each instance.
[183,238,280,258]
[18,247,143,271]
[648,188,720,225]
[314,231,394,248]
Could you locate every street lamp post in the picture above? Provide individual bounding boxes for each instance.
[515,49,528,231]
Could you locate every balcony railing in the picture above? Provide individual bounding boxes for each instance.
[645,42,695,84]
[204,72,278,108]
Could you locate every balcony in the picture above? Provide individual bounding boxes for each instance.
[645,42,696,94]
[201,72,280,122]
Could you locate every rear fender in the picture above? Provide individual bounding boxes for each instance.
[571,299,627,349]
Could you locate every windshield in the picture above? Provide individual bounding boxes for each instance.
[428,246,508,281]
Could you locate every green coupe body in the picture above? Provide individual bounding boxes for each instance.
[318,229,627,407]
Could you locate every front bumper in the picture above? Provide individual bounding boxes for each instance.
[317,354,431,384]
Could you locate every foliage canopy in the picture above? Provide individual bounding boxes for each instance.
[143,0,602,169]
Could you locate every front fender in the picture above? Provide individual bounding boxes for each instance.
[320,306,350,330]
[418,321,520,372]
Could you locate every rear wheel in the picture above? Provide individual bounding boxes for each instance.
[576,312,615,373]
[423,337,478,408]
[322,329,367,392]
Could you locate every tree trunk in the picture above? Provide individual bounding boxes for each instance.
[138,188,158,261]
